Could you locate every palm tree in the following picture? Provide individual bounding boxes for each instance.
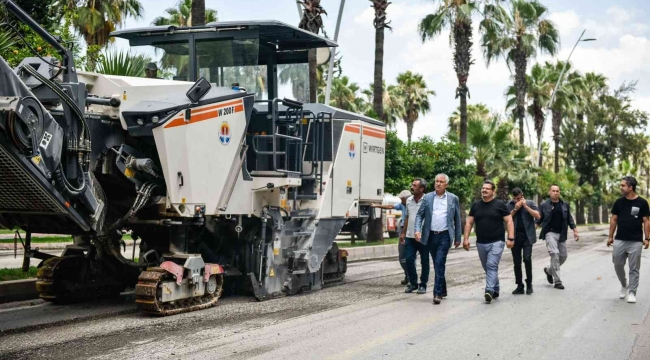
[505,63,552,164]
[279,64,309,103]
[467,115,525,186]
[299,0,327,103]
[192,0,206,26]
[480,0,560,144]
[396,71,435,143]
[362,82,405,129]
[152,0,218,26]
[318,76,363,112]
[419,0,480,146]
[96,49,151,77]
[0,26,17,54]
[447,103,491,139]
[545,61,583,173]
[370,0,392,120]
[61,0,144,47]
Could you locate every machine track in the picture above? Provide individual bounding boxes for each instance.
[135,268,224,316]
[35,256,125,304]
[323,258,347,285]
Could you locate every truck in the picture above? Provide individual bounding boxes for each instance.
[0,0,386,315]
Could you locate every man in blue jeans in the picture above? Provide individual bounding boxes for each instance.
[372,190,413,285]
[401,179,429,294]
[463,180,515,303]
[414,174,462,305]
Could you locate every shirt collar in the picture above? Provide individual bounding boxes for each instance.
[435,191,447,199]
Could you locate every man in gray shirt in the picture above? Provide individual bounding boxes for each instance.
[401,179,429,294]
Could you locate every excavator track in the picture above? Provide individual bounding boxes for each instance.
[135,267,224,316]
[35,255,126,304]
[323,257,347,285]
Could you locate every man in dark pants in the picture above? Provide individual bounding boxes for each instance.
[372,190,412,285]
[537,184,579,290]
[402,179,429,294]
[507,188,540,295]
[414,174,462,305]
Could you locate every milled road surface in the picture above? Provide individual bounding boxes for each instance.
[1,229,649,360]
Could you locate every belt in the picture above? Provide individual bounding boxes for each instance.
[430,230,448,235]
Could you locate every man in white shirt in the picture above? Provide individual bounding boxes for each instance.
[401,178,429,294]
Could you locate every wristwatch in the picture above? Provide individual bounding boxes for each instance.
[507,237,515,241]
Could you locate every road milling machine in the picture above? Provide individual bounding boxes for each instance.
[0,1,386,315]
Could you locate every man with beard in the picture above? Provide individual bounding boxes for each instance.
[463,180,514,303]
[537,184,579,290]
[372,190,413,285]
[507,188,540,295]
[414,174,462,305]
[402,179,429,294]
[608,176,650,303]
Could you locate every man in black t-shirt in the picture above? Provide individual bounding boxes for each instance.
[463,180,515,303]
[608,176,650,304]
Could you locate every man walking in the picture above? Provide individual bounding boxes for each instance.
[507,188,540,295]
[463,180,514,303]
[608,176,650,303]
[414,174,462,305]
[537,184,579,290]
[402,179,429,294]
[372,190,413,285]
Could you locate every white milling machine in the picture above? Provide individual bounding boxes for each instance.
[0,0,386,314]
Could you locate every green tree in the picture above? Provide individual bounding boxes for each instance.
[419,0,480,145]
[60,0,144,47]
[96,48,151,77]
[298,0,327,103]
[447,103,491,139]
[318,76,364,112]
[370,0,391,120]
[396,71,435,143]
[481,0,560,144]
[152,0,218,26]
[363,81,405,128]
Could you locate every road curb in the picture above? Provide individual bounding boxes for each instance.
[0,279,37,304]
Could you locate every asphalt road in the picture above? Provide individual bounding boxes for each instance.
[1,228,649,360]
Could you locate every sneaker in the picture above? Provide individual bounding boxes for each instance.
[417,285,426,294]
[554,283,565,290]
[526,283,534,295]
[401,276,409,285]
[441,292,447,298]
[405,284,417,293]
[544,267,553,284]
[512,285,525,295]
[432,296,442,305]
[619,287,628,300]
[493,292,500,299]
[627,292,637,303]
[484,291,493,303]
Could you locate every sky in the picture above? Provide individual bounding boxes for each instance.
[114,0,650,146]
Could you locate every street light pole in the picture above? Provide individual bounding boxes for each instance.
[536,29,595,166]
[324,0,346,105]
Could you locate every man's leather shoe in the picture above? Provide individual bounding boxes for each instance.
[405,284,417,293]
[433,296,442,305]
[400,276,409,285]
[493,292,500,299]
[512,285,525,295]
[554,283,565,290]
[544,267,553,284]
[417,285,426,294]
[526,283,534,295]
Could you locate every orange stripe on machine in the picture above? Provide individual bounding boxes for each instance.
[164,99,244,129]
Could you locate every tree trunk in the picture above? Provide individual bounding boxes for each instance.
[538,144,543,168]
[513,48,527,145]
[191,0,206,26]
[601,205,609,224]
[308,49,317,103]
[459,91,468,145]
[576,200,586,225]
[587,202,594,224]
[406,121,413,143]
[373,26,384,120]
[591,200,601,224]
[554,138,560,173]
